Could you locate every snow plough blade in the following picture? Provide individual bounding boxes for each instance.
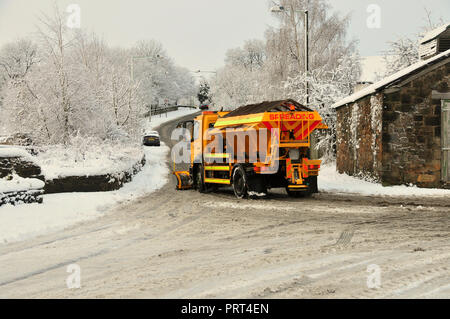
[173,171,193,190]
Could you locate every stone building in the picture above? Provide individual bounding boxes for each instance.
[332,27,450,188]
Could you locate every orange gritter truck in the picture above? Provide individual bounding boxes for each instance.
[173,99,328,198]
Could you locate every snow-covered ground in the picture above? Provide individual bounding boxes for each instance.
[0,146,37,163]
[36,143,145,180]
[319,163,450,197]
[0,175,44,194]
[0,107,198,244]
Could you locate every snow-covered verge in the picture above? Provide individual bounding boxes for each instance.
[319,164,450,197]
[0,175,44,194]
[0,108,197,244]
[0,146,38,163]
[34,141,144,181]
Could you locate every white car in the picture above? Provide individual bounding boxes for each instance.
[143,131,160,146]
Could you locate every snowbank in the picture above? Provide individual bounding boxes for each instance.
[319,164,450,197]
[0,146,36,163]
[35,143,144,180]
[0,175,44,194]
[0,108,197,244]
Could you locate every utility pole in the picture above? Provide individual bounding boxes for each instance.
[270,5,310,106]
[304,10,309,106]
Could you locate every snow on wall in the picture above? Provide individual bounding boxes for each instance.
[0,146,36,163]
[350,103,360,169]
[0,175,45,194]
[336,94,384,181]
[370,95,383,173]
[35,144,145,180]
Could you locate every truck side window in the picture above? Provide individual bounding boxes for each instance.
[193,121,200,141]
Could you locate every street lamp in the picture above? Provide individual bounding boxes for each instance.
[270,4,310,106]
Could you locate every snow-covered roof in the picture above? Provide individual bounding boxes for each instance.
[144,131,159,136]
[420,23,450,44]
[332,49,450,109]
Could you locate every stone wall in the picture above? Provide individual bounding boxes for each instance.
[381,62,450,188]
[337,61,449,188]
[0,157,42,179]
[1,152,146,194]
[0,190,43,207]
[336,94,383,180]
[44,157,146,193]
[0,156,45,206]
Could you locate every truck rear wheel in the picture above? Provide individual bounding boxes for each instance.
[308,176,319,194]
[247,175,267,198]
[232,165,248,199]
[195,164,206,193]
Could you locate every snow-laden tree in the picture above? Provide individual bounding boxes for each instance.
[0,38,39,116]
[210,0,358,112]
[0,38,38,81]
[130,40,196,108]
[284,53,361,160]
[0,4,195,147]
[382,37,420,77]
[266,0,355,82]
[197,79,211,105]
[211,38,277,109]
[0,6,145,146]
[225,39,266,71]
[381,9,445,78]
[210,64,276,110]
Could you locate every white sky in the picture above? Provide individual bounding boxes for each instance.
[0,0,449,72]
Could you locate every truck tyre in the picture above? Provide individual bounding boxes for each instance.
[247,175,267,199]
[308,176,319,194]
[232,165,248,199]
[195,164,206,193]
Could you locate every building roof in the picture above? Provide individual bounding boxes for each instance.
[420,23,450,44]
[332,49,450,109]
[223,99,311,118]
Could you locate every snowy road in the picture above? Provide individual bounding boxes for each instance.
[0,113,449,298]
